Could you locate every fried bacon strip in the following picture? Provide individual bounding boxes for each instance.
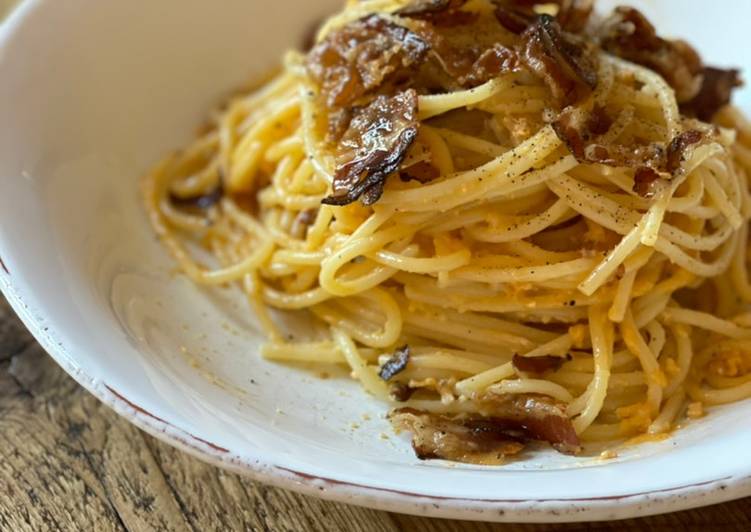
[512,354,567,374]
[390,408,526,464]
[459,44,519,87]
[554,106,708,197]
[494,0,593,34]
[390,394,581,463]
[599,7,703,103]
[169,183,223,210]
[519,15,598,108]
[323,90,419,206]
[397,0,475,27]
[682,67,744,121]
[306,2,740,208]
[306,15,430,107]
[555,0,594,33]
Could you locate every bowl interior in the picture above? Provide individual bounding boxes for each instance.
[2,0,751,512]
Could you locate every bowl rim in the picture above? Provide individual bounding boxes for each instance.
[2,0,751,523]
[4,275,751,523]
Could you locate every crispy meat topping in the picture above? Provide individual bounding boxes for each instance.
[306,2,739,210]
[390,394,581,463]
[459,43,519,87]
[494,0,593,34]
[169,183,223,210]
[493,4,534,35]
[666,129,704,174]
[520,15,598,108]
[479,394,581,454]
[554,107,708,186]
[682,67,744,122]
[632,167,663,198]
[552,105,612,159]
[306,15,430,107]
[379,345,412,381]
[555,0,594,34]
[390,408,525,463]
[397,0,466,17]
[406,7,518,87]
[323,90,419,206]
[512,354,567,374]
[397,0,475,27]
[599,7,703,102]
[390,382,416,402]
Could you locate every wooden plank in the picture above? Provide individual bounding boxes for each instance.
[1,293,751,531]
[146,437,398,532]
[0,295,400,531]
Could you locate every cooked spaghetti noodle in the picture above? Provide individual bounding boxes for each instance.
[143,0,751,462]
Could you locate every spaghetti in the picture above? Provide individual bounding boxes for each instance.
[143,0,751,463]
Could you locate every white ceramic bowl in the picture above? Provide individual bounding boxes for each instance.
[2,0,751,523]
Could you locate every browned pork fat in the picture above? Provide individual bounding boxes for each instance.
[479,394,581,454]
[552,104,612,160]
[666,129,704,174]
[398,1,520,88]
[512,353,567,374]
[169,183,223,210]
[682,67,744,121]
[306,15,430,107]
[599,7,703,103]
[397,0,475,27]
[389,408,526,464]
[459,44,519,87]
[494,0,593,34]
[323,90,419,206]
[555,0,594,33]
[632,167,663,198]
[519,14,599,108]
[397,0,466,16]
[390,394,581,463]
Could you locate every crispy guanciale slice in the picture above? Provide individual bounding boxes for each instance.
[494,0,593,34]
[323,90,419,206]
[389,407,526,464]
[553,101,709,196]
[682,67,744,122]
[512,353,567,374]
[390,394,581,463]
[396,0,474,27]
[169,183,223,210]
[306,15,430,107]
[599,7,703,103]
[519,14,599,108]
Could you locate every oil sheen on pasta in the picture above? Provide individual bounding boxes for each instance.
[143,0,751,464]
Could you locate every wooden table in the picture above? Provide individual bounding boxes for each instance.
[1,295,750,530]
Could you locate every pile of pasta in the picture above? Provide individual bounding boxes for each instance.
[144,0,751,462]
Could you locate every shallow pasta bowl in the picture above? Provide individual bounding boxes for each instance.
[2,0,751,523]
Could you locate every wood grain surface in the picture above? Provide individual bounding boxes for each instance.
[1,295,751,531]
